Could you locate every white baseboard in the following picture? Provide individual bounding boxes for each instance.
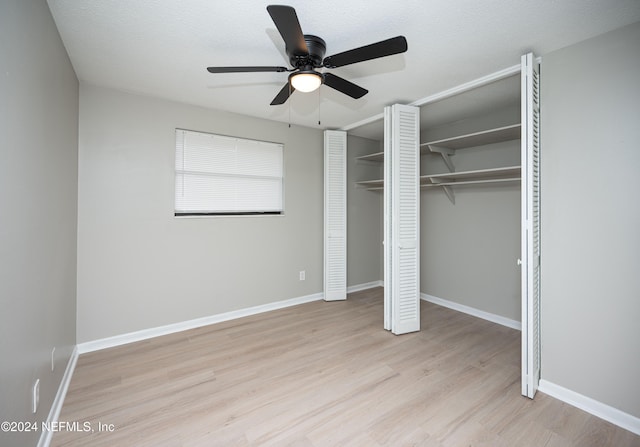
[347,280,383,293]
[538,379,640,436]
[78,282,387,354]
[421,293,521,331]
[77,292,324,354]
[37,346,79,447]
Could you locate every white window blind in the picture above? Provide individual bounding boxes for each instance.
[175,129,284,215]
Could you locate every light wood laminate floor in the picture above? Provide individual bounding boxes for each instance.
[52,288,640,446]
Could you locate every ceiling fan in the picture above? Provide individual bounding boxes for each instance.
[206,5,408,105]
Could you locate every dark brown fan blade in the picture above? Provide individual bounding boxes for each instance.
[323,73,368,99]
[323,36,407,68]
[270,82,294,105]
[207,66,288,73]
[266,5,308,57]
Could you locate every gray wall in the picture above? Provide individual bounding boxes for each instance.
[0,1,79,446]
[540,22,640,418]
[420,106,522,321]
[346,135,383,288]
[77,85,328,343]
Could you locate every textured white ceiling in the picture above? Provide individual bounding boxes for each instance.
[47,0,640,139]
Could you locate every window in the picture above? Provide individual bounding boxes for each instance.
[175,129,284,216]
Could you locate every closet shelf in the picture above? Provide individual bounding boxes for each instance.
[354,124,520,165]
[355,151,384,163]
[421,165,521,187]
[420,123,521,153]
[355,178,384,190]
[422,165,520,204]
[356,166,521,191]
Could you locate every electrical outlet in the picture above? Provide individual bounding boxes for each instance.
[51,347,56,372]
[32,379,39,413]
[299,270,306,281]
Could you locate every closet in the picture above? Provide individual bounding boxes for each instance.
[324,52,540,398]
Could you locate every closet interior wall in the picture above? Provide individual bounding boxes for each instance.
[420,102,522,322]
[346,135,384,289]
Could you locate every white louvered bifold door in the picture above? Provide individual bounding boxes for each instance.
[383,106,393,330]
[324,130,347,301]
[385,104,421,335]
[521,52,541,398]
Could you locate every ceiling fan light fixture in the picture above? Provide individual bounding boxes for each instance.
[290,70,322,93]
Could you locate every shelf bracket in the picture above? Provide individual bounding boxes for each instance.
[442,185,455,204]
[428,145,455,172]
[430,178,456,204]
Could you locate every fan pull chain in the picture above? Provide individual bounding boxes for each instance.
[318,86,321,126]
[288,82,292,128]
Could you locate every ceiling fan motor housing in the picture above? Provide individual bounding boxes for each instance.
[289,35,326,67]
